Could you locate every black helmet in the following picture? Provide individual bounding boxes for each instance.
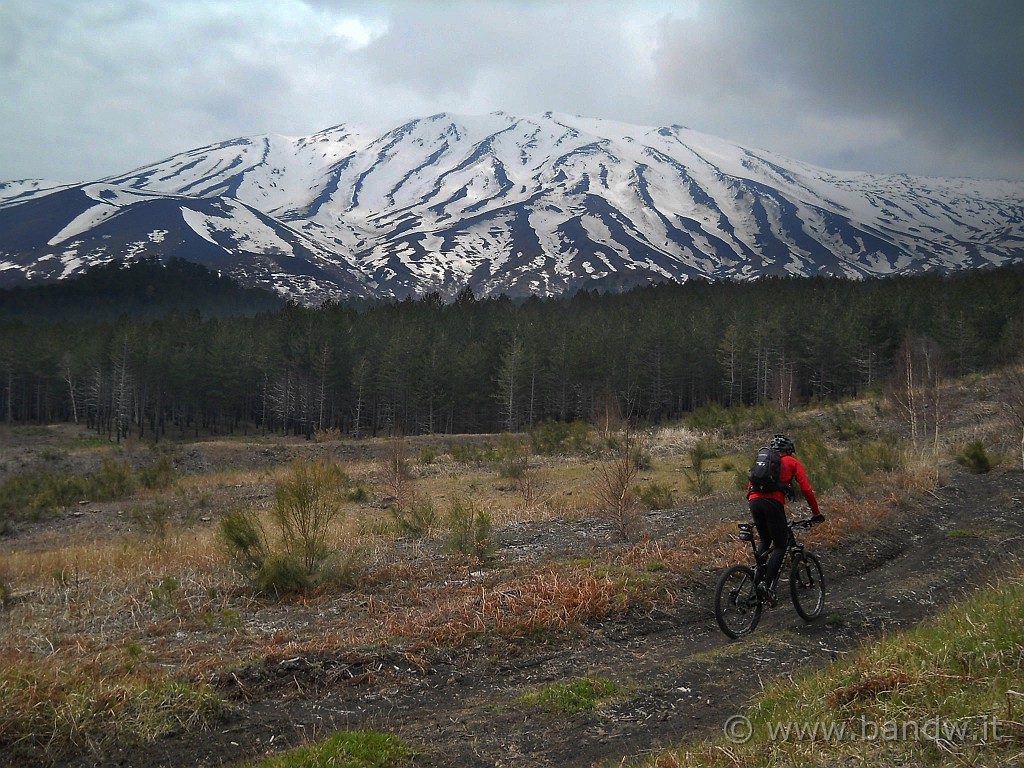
[770,434,795,454]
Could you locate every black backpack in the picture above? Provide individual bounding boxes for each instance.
[748,445,786,494]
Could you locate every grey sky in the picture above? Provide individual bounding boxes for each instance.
[2,0,1022,184]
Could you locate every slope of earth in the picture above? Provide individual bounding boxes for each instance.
[73,465,1024,768]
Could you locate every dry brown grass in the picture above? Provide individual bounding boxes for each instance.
[620,521,747,575]
[648,426,707,456]
[380,562,659,647]
[803,491,896,548]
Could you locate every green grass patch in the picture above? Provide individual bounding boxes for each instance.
[824,614,847,628]
[685,402,792,437]
[246,729,414,768]
[68,433,119,449]
[447,439,497,466]
[948,528,985,539]
[9,425,50,437]
[517,676,621,714]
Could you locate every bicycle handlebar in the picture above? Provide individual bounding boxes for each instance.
[790,515,826,530]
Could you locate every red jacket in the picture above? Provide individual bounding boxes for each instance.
[748,454,820,516]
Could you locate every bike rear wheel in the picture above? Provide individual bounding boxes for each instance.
[790,552,825,620]
[714,565,762,638]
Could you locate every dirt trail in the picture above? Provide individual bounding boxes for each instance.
[84,467,1024,768]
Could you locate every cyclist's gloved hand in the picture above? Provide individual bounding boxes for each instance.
[811,514,826,525]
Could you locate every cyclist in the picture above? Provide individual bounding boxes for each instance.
[747,434,824,606]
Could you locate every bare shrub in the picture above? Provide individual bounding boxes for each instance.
[379,433,416,510]
[595,423,645,541]
[516,466,539,510]
[312,427,342,443]
[493,434,540,509]
[888,333,944,451]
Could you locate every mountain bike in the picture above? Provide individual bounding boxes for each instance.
[714,515,825,639]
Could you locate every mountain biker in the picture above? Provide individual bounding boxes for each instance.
[747,433,824,606]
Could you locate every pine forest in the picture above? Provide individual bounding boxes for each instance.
[1,260,1022,439]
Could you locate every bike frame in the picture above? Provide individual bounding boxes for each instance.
[737,518,812,591]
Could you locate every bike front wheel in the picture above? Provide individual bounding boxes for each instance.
[790,552,825,620]
[714,565,762,638]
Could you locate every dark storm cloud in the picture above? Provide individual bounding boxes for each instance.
[784,1,1022,165]
[652,0,1024,177]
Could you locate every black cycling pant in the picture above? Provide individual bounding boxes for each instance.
[749,497,788,589]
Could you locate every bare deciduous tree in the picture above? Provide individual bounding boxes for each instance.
[595,422,645,541]
[111,334,134,444]
[380,431,416,511]
[496,337,524,433]
[889,333,944,452]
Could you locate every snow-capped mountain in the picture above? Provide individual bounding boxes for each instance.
[3,112,1023,302]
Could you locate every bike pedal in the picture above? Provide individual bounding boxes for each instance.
[756,582,776,607]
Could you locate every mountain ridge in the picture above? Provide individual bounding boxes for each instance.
[2,112,1022,302]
